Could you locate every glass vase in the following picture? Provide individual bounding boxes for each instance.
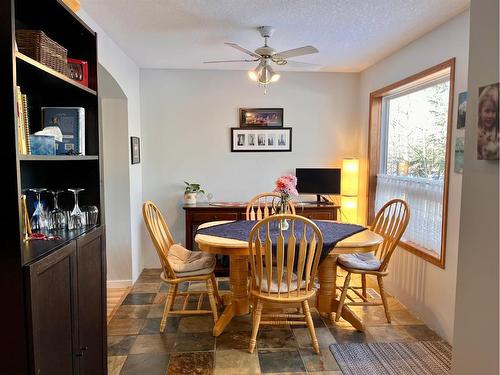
[279,197,289,231]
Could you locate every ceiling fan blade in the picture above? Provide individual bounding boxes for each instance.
[285,60,322,68]
[276,45,319,59]
[203,59,259,64]
[224,42,261,58]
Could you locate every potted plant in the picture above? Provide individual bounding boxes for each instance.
[184,181,205,205]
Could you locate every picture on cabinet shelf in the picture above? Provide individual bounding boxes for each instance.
[131,136,141,164]
[477,82,499,160]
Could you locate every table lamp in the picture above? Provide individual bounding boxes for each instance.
[341,158,359,223]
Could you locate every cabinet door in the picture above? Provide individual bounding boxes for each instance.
[28,242,78,375]
[76,227,106,375]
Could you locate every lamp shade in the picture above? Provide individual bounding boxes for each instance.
[341,196,358,224]
[341,158,359,196]
[248,60,279,85]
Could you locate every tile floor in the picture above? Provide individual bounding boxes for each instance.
[108,268,443,375]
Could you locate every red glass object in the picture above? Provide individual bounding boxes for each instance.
[67,58,88,87]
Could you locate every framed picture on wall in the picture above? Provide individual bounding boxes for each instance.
[231,127,292,152]
[130,136,141,164]
[239,108,284,127]
[477,82,499,160]
[457,91,467,129]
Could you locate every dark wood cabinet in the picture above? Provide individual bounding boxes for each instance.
[76,228,107,375]
[27,241,78,375]
[26,227,106,375]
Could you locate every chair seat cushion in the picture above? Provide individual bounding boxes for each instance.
[337,252,381,271]
[257,268,305,293]
[167,244,216,277]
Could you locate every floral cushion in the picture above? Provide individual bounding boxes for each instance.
[337,252,381,271]
[167,244,216,277]
[256,268,306,293]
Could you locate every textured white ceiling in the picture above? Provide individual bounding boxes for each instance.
[81,0,469,72]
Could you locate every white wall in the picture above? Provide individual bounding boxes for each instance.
[101,97,131,282]
[98,63,132,284]
[78,10,143,283]
[452,0,499,373]
[357,11,470,342]
[140,70,360,267]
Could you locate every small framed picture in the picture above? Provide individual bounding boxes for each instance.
[457,91,467,129]
[240,108,284,127]
[477,82,499,160]
[231,127,292,152]
[130,136,141,164]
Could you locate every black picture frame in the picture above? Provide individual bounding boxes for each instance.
[239,108,284,127]
[130,136,140,164]
[231,127,292,152]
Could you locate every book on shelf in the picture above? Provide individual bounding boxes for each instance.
[22,94,31,154]
[15,86,29,155]
[42,107,85,155]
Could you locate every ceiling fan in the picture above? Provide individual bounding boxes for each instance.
[204,26,319,90]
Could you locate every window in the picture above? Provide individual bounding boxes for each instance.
[368,59,455,268]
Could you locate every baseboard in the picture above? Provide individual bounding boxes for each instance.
[107,279,133,288]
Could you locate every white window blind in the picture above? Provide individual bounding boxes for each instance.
[375,174,443,253]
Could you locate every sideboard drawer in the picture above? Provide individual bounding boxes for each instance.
[300,211,334,220]
[192,212,239,222]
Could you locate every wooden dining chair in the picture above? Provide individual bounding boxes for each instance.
[247,214,324,354]
[335,199,410,323]
[246,192,296,220]
[142,201,223,332]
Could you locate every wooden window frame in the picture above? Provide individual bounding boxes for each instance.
[367,58,455,269]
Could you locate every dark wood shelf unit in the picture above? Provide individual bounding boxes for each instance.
[16,52,97,95]
[1,0,106,374]
[19,155,99,161]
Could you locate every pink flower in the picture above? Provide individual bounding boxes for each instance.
[273,174,298,197]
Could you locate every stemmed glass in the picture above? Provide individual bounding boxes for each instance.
[48,190,66,231]
[29,188,48,231]
[68,188,86,229]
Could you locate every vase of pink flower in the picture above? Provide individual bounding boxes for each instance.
[273,174,299,230]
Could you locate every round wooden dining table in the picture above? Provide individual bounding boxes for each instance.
[195,220,383,336]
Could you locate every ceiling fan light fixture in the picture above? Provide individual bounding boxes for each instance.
[205,26,319,94]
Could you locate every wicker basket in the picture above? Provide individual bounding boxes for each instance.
[16,30,68,75]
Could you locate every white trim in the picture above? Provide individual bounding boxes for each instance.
[107,280,133,288]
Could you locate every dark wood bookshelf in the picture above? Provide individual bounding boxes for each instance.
[1,1,106,374]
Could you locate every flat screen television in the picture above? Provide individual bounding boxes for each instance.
[296,168,341,203]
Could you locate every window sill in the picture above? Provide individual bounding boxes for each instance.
[398,240,445,269]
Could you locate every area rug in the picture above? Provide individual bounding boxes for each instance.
[329,341,451,375]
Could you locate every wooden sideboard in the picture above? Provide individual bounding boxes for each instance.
[183,202,340,274]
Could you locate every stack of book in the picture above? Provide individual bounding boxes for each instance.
[15,86,31,155]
